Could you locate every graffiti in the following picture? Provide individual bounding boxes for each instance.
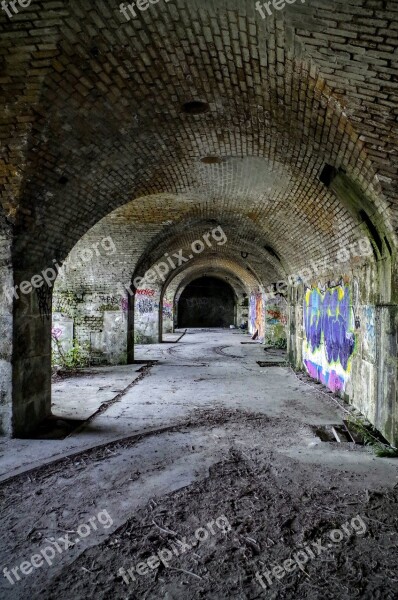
[137,298,155,314]
[36,285,52,321]
[267,309,283,324]
[51,327,63,340]
[249,293,265,341]
[303,283,356,393]
[99,295,119,305]
[121,298,128,313]
[352,278,361,330]
[265,294,288,345]
[184,297,210,308]
[162,301,173,319]
[136,289,155,297]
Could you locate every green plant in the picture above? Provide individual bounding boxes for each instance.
[134,331,145,344]
[347,417,398,458]
[265,337,287,349]
[52,336,90,370]
[274,338,287,349]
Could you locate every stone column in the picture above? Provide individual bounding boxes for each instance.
[0,229,13,436]
[12,272,52,437]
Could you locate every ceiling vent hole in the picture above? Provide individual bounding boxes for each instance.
[319,164,338,187]
[182,101,210,115]
[201,156,223,164]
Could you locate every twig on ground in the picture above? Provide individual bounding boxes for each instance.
[152,520,178,537]
[169,567,204,580]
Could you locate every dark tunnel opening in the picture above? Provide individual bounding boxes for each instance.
[177,276,235,328]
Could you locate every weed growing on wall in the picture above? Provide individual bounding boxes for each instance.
[51,335,90,370]
[347,417,398,458]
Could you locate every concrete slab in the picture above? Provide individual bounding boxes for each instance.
[0,329,397,489]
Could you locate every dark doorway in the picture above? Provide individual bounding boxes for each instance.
[178,276,235,328]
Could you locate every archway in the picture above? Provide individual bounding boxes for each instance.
[177,276,236,328]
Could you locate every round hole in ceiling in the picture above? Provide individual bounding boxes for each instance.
[182,101,210,114]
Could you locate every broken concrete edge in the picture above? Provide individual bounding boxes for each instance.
[0,422,185,485]
[291,366,398,453]
[0,405,269,485]
[67,361,156,437]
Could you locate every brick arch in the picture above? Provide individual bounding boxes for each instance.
[1,0,397,440]
[161,262,252,335]
[2,2,397,271]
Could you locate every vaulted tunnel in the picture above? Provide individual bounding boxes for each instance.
[0,0,396,448]
[177,276,236,328]
[1,2,398,598]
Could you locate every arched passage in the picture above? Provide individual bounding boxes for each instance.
[0,1,396,448]
[177,276,236,328]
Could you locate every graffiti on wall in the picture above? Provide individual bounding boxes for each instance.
[266,294,288,325]
[99,295,119,305]
[265,294,288,344]
[51,327,63,340]
[134,292,157,323]
[136,289,155,297]
[137,298,155,314]
[303,283,356,393]
[37,285,52,321]
[162,300,173,320]
[249,293,265,341]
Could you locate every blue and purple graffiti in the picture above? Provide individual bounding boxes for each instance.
[303,283,356,393]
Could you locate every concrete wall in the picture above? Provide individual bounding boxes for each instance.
[264,293,288,346]
[162,289,174,334]
[12,272,52,438]
[134,287,160,344]
[249,293,265,341]
[53,288,129,364]
[0,227,13,436]
[288,260,397,446]
[52,313,74,354]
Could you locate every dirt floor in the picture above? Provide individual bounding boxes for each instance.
[0,331,397,599]
[44,450,398,600]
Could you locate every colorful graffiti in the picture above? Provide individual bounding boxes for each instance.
[265,294,288,344]
[162,301,173,320]
[136,289,155,297]
[303,283,356,393]
[51,327,63,340]
[121,297,128,313]
[249,293,265,341]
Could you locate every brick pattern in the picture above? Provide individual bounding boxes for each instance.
[0,0,397,281]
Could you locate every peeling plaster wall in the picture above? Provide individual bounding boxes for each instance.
[249,293,265,341]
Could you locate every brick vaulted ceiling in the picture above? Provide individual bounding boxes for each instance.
[1,0,398,277]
